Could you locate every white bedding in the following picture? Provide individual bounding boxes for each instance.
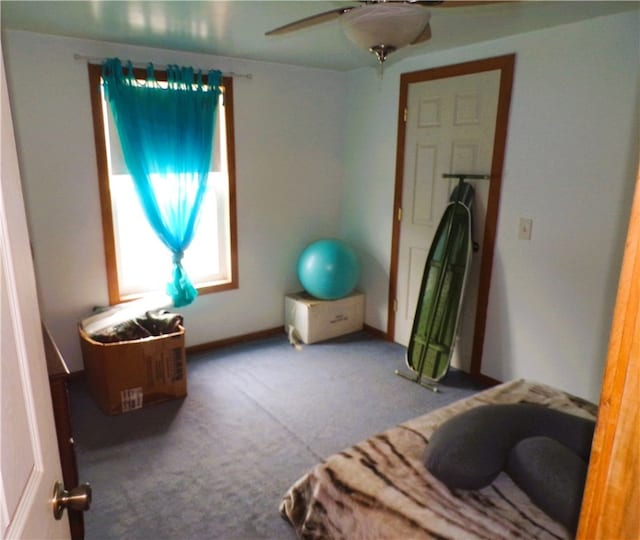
[280,379,597,540]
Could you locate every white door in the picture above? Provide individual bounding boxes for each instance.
[394,70,500,371]
[1,46,70,539]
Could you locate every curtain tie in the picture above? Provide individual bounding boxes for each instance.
[172,251,184,265]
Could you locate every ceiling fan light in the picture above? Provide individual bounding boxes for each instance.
[341,4,431,53]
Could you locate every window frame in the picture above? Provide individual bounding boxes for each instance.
[87,63,238,305]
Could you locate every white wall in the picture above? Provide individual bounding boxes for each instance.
[3,11,638,402]
[341,11,639,401]
[2,30,347,372]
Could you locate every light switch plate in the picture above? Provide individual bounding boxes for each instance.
[518,218,533,240]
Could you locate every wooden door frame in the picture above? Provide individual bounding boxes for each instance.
[577,163,640,539]
[387,54,515,379]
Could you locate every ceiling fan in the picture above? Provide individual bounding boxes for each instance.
[266,1,498,65]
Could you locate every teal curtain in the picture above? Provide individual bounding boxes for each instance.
[101,58,222,307]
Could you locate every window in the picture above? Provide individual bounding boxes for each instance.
[88,64,238,304]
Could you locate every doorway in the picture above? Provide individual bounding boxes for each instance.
[388,54,515,377]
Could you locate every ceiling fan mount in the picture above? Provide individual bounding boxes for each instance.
[265,1,495,66]
[369,44,397,65]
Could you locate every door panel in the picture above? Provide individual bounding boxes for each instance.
[1,267,37,521]
[395,70,500,372]
[1,43,70,539]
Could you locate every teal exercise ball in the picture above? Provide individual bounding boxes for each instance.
[297,239,360,300]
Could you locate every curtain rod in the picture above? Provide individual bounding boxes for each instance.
[73,54,253,79]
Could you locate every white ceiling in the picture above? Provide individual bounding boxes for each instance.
[1,1,637,71]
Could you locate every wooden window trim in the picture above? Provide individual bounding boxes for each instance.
[87,63,238,304]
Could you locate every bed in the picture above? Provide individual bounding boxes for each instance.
[280,379,597,540]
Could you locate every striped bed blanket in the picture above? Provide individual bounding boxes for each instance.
[280,379,597,540]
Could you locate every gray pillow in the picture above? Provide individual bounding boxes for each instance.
[507,436,588,533]
[424,403,595,490]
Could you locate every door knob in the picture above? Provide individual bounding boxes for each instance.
[52,481,92,520]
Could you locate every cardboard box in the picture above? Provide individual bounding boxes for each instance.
[284,291,365,344]
[79,325,187,415]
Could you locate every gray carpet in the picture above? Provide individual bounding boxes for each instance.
[69,330,485,540]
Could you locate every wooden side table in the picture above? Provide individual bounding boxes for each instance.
[44,323,85,540]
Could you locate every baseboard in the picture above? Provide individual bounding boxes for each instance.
[472,372,502,387]
[185,326,284,355]
[363,324,390,341]
[70,324,387,378]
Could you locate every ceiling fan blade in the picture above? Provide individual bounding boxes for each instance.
[265,7,355,36]
[353,0,506,6]
[411,22,432,44]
